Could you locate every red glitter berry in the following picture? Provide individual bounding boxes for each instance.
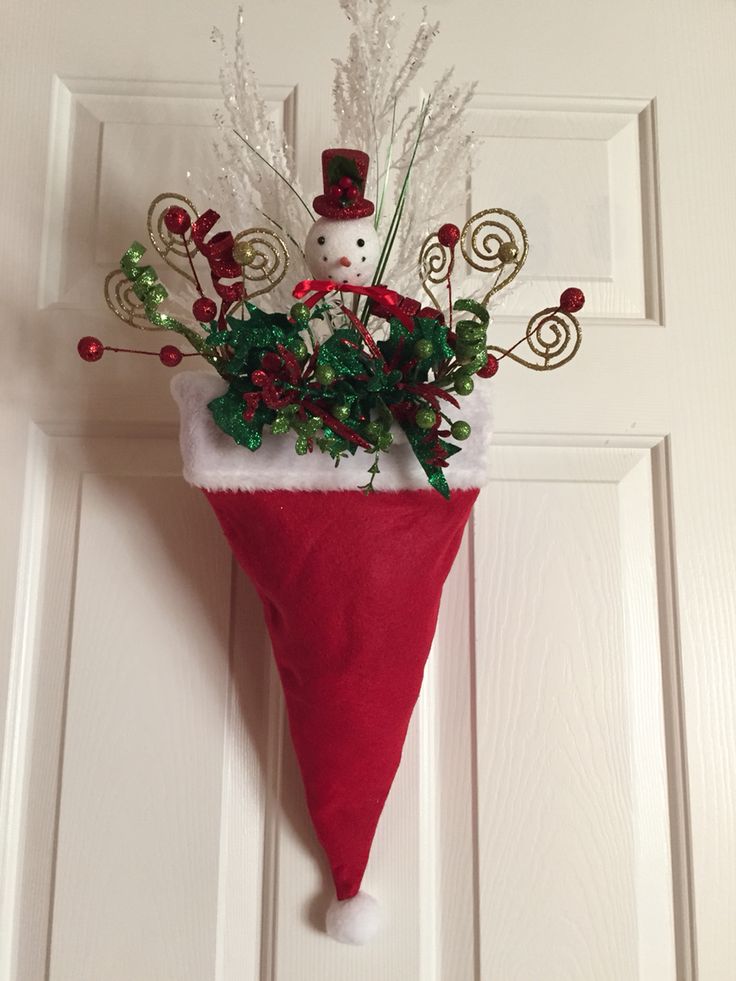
[77,336,105,362]
[328,185,342,201]
[338,176,353,191]
[559,287,585,314]
[164,205,191,235]
[477,353,499,378]
[438,223,460,249]
[345,184,359,201]
[261,352,282,372]
[159,345,182,367]
[192,296,217,322]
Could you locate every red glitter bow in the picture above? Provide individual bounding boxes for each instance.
[292,280,415,330]
[191,210,244,307]
[370,294,445,326]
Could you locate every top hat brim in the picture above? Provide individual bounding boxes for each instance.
[313,195,375,221]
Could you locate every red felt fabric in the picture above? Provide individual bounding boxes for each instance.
[204,487,478,899]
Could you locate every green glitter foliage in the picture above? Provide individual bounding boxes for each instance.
[209,388,271,450]
[115,238,497,494]
[201,299,493,493]
[112,227,500,497]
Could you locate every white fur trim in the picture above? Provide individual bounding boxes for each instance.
[325,891,382,944]
[171,371,492,492]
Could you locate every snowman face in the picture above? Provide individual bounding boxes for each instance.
[305,216,380,287]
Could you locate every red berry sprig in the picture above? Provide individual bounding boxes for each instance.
[159,345,183,367]
[438,223,460,249]
[192,296,218,322]
[163,205,191,235]
[77,336,189,367]
[559,287,585,314]
[477,353,499,378]
[77,336,105,362]
[331,174,361,207]
[161,205,223,325]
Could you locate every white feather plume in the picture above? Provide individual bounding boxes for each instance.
[201,1,476,308]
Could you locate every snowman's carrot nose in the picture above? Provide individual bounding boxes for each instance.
[339,256,352,267]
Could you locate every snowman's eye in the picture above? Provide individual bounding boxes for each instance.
[356,238,365,247]
[317,236,325,245]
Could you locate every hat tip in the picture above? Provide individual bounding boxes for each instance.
[325,890,382,944]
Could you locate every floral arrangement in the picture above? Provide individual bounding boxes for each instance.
[78,5,584,498]
[80,167,583,497]
[72,0,588,944]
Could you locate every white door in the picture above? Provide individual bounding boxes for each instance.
[1,1,733,978]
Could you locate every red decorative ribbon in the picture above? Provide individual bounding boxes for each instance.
[302,399,372,449]
[401,381,461,410]
[370,293,445,326]
[191,210,244,307]
[292,279,415,330]
[339,304,383,361]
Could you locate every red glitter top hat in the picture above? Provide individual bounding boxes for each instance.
[312,148,375,220]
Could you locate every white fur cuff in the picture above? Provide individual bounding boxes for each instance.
[170,371,492,492]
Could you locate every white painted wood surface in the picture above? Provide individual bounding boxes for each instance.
[2,1,735,978]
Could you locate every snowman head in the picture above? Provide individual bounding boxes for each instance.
[305,216,381,287]
[306,148,381,287]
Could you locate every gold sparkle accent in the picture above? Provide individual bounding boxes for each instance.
[488,307,582,371]
[232,241,257,266]
[497,240,519,264]
[417,205,581,371]
[231,228,289,299]
[460,208,529,306]
[417,231,455,311]
[146,192,199,285]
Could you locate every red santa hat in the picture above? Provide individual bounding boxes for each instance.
[312,148,375,220]
[171,372,491,943]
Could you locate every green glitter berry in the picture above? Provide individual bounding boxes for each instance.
[451,420,472,441]
[364,420,383,441]
[415,407,436,429]
[378,431,394,450]
[290,302,311,325]
[414,338,434,359]
[454,374,475,396]
[315,364,336,386]
[332,404,350,421]
[288,337,308,360]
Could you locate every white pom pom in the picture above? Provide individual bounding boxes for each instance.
[325,891,382,944]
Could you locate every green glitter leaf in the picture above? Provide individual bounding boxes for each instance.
[208,389,270,450]
[366,366,402,392]
[327,154,364,191]
[413,317,454,360]
[398,421,463,499]
[316,328,366,375]
[224,305,298,375]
